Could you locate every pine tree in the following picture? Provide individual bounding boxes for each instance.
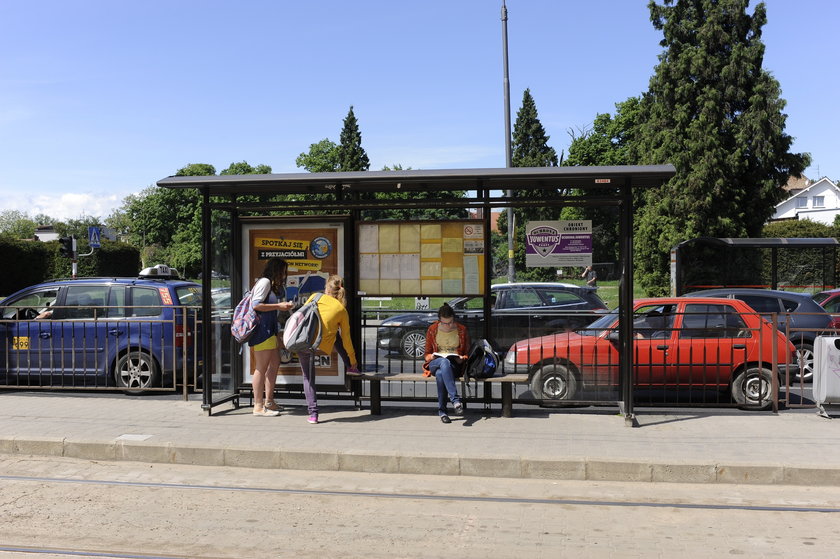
[634,0,809,295]
[512,89,559,168]
[338,106,370,172]
[504,89,560,281]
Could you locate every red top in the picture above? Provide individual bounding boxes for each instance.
[422,320,471,376]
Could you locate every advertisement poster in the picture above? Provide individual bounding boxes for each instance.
[241,222,345,385]
[525,220,592,267]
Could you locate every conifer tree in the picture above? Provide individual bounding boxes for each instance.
[503,89,560,281]
[512,89,559,168]
[338,106,370,172]
[634,0,809,294]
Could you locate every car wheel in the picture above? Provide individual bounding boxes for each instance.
[731,367,774,410]
[399,330,426,360]
[114,351,160,393]
[530,363,578,400]
[793,342,814,383]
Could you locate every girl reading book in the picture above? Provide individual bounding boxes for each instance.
[422,302,471,423]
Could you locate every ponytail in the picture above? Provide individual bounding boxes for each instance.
[326,275,346,307]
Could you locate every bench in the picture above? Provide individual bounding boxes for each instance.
[347,372,530,417]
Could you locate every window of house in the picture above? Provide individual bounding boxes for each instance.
[795,197,808,208]
[813,196,825,208]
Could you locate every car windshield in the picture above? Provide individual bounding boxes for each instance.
[577,309,619,336]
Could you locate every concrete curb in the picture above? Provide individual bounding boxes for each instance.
[2,436,838,486]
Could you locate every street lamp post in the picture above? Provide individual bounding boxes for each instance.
[502,0,515,283]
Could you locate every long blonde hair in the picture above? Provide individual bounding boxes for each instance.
[325,275,346,306]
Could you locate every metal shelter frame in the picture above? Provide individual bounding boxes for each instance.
[158,165,676,424]
[673,237,839,295]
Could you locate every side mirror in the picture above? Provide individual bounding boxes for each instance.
[606,331,620,344]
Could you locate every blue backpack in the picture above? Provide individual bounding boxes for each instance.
[230,290,259,344]
[464,339,499,381]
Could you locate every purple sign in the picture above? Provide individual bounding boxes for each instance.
[525,221,592,267]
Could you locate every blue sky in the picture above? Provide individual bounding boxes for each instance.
[1,0,836,221]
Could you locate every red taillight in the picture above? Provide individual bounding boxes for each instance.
[175,324,193,347]
[829,316,840,330]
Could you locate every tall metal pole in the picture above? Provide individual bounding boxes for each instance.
[502,0,515,283]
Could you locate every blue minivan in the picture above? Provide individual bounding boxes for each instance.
[0,265,202,392]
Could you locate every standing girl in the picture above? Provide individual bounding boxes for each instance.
[297,275,358,424]
[250,258,295,416]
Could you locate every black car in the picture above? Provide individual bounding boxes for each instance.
[376,282,608,359]
[685,288,832,381]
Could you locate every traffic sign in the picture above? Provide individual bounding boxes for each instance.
[88,226,101,248]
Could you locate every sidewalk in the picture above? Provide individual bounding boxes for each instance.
[2,391,840,485]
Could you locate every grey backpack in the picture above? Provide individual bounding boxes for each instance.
[282,293,323,352]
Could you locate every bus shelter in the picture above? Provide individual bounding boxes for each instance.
[158,165,675,422]
[672,237,839,295]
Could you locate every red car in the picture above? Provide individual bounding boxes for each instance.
[504,297,799,409]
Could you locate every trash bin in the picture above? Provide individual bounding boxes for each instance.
[812,336,840,418]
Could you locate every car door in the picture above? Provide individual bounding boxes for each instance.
[669,302,747,388]
[630,303,675,388]
[51,285,111,381]
[0,287,61,380]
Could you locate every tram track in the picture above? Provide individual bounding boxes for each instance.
[2,473,839,514]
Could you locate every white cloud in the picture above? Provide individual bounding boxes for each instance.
[2,190,130,222]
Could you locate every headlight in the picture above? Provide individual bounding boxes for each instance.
[380,321,400,327]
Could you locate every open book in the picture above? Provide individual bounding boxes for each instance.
[433,352,463,363]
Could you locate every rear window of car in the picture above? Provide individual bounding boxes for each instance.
[540,289,585,306]
[738,295,782,313]
[779,298,800,312]
[132,287,162,317]
[680,303,746,339]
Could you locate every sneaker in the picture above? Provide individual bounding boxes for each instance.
[264,400,282,412]
[440,415,452,424]
[453,401,464,414]
[253,406,280,417]
[307,414,319,424]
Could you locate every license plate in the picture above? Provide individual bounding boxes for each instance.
[12,337,30,350]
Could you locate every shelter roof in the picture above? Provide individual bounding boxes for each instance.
[156,165,675,196]
[677,236,840,249]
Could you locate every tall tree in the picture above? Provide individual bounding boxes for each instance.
[561,97,643,264]
[634,0,809,294]
[512,89,559,168]
[502,89,560,281]
[337,106,370,172]
[220,161,271,175]
[296,139,341,172]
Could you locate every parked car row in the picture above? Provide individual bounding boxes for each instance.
[3,272,836,405]
[376,282,608,359]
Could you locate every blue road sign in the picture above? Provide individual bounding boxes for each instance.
[88,226,101,248]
